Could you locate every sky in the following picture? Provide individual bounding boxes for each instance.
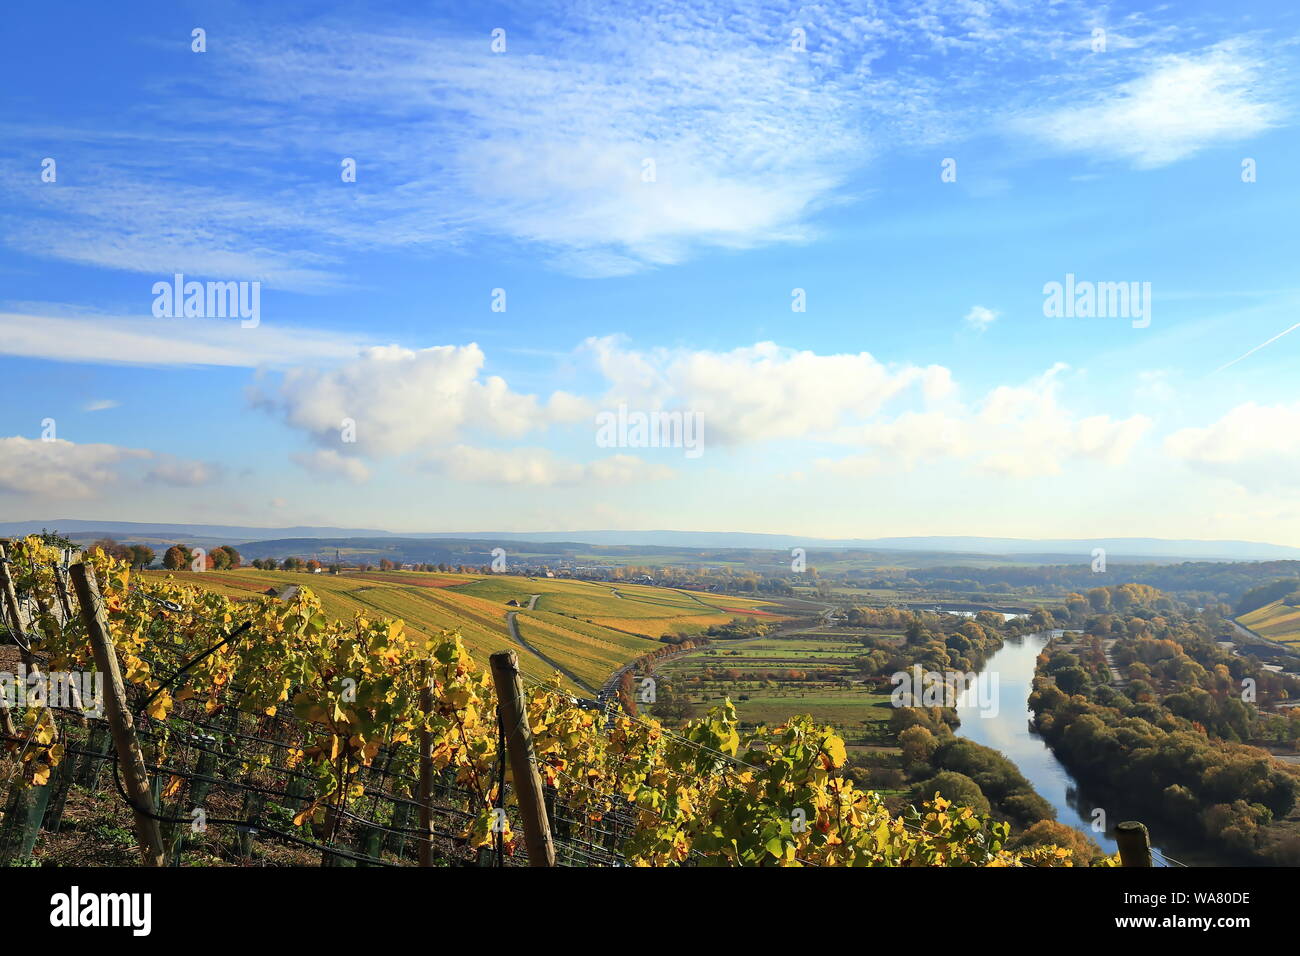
[1,0,1299,543]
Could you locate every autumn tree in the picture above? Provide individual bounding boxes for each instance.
[210,545,241,569]
[91,538,131,561]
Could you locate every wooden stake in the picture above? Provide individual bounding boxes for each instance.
[489,650,556,867]
[68,559,167,866]
[417,658,435,866]
[0,544,35,661]
[0,538,13,739]
[1116,820,1153,867]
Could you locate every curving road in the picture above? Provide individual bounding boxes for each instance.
[506,601,595,694]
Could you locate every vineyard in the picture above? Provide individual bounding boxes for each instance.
[149,567,780,693]
[0,536,1086,867]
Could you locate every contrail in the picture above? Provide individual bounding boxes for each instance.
[1216,321,1300,372]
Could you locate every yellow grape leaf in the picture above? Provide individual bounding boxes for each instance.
[162,775,184,799]
[146,691,173,721]
[822,736,847,769]
[293,802,324,827]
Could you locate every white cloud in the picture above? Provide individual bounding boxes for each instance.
[3,7,1275,284]
[818,364,1152,478]
[257,343,590,457]
[1165,402,1300,489]
[964,305,998,332]
[583,337,931,445]
[83,399,120,412]
[425,446,674,487]
[0,437,149,498]
[0,310,368,368]
[146,456,222,487]
[1023,41,1280,167]
[292,449,372,484]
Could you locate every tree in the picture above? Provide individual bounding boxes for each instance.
[210,545,241,570]
[36,528,75,549]
[899,725,938,770]
[914,771,990,816]
[1009,820,1099,864]
[128,545,156,569]
[1087,587,1112,612]
[1065,592,1088,619]
[91,538,131,561]
[163,545,191,570]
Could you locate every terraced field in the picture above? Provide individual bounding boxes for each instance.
[143,568,782,692]
[1238,600,1300,646]
[653,632,894,747]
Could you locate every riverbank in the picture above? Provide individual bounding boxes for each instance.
[954,631,1227,866]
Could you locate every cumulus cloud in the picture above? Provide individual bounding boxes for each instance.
[582,337,937,445]
[292,449,372,484]
[1165,402,1300,489]
[424,446,674,487]
[0,437,150,498]
[254,343,590,457]
[1022,41,1280,168]
[817,364,1152,478]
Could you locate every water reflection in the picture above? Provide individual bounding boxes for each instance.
[949,631,1214,865]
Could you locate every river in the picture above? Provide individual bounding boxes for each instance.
[953,631,1216,866]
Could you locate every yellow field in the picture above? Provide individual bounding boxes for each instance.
[1238,600,1300,645]
[142,568,781,692]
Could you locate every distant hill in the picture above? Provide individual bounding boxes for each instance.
[3,519,1297,562]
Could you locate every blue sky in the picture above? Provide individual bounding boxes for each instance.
[2,0,1299,542]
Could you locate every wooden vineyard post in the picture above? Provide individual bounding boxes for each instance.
[0,539,12,738]
[417,658,435,866]
[489,650,556,867]
[1116,820,1153,867]
[69,559,167,867]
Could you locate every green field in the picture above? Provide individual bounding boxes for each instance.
[653,631,893,747]
[145,568,780,692]
[1239,600,1300,646]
